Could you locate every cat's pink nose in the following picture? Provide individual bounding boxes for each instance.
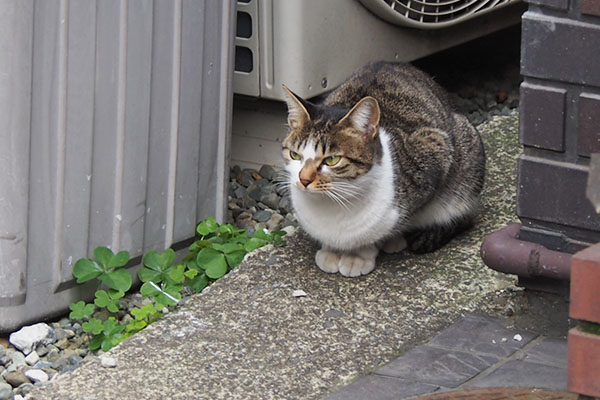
[300,177,313,187]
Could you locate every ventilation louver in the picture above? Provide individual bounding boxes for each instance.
[359,0,516,29]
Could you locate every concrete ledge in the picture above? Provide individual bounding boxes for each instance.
[28,114,522,400]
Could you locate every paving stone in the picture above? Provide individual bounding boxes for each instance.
[467,360,567,390]
[522,337,568,368]
[429,314,536,358]
[377,346,499,388]
[325,375,439,400]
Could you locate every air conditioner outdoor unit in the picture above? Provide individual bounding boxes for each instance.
[231,0,524,168]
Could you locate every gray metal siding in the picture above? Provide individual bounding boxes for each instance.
[0,0,235,332]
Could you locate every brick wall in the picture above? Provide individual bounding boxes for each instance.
[518,0,600,252]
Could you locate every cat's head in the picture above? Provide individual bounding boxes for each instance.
[281,85,382,194]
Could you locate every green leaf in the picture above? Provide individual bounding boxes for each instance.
[184,268,198,279]
[205,257,228,280]
[244,237,268,252]
[138,267,163,283]
[93,246,115,269]
[160,248,176,268]
[88,334,104,351]
[196,217,219,236]
[252,229,269,240]
[109,250,130,269]
[72,258,103,283]
[187,273,209,292]
[218,224,236,236]
[126,319,147,333]
[68,301,95,319]
[99,268,132,292]
[196,247,223,268]
[82,318,104,335]
[222,242,244,254]
[225,250,247,268]
[140,281,160,297]
[143,250,162,271]
[94,290,120,313]
[167,264,185,284]
[140,281,181,306]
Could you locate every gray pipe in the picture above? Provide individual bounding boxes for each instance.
[480,224,572,281]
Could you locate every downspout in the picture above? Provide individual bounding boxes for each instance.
[480,224,572,281]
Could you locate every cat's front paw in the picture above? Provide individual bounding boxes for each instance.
[315,249,341,274]
[338,254,376,277]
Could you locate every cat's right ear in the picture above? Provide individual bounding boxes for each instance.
[282,85,310,129]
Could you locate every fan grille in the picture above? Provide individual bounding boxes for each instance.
[360,0,516,28]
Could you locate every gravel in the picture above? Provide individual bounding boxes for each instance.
[0,26,522,400]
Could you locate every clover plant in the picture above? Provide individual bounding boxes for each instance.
[68,217,286,351]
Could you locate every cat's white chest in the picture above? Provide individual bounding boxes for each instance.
[289,130,401,251]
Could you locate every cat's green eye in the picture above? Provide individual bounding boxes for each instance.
[323,155,341,166]
[289,150,301,160]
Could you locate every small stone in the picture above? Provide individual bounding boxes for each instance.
[54,338,68,350]
[266,213,284,231]
[24,369,48,384]
[10,353,25,368]
[35,345,48,357]
[0,383,13,400]
[46,348,60,363]
[237,169,255,187]
[253,210,272,223]
[292,290,307,298]
[15,395,24,400]
[67,354,83,368]
[63,329,75,339]
[0,355,10,367]
[17,384,32,396]
[33,361,52,370]
[513,334,523,342]
[4,371,29,388]
[251,171,262,180]
[258,165,276,180]
[42,369,58,380]
[71,322,82,335]
[282,213,298,228]
[260,193,280,210]
[495,90,508,103]
[8,323,54,355]
[100,356,117,368]
[281,225,296,236]
[509,98,519,109]
[24,352,39,367]
[278,196,293,214]
[233,186,247,199]
[58,318,70,329]
[0,339,8,349]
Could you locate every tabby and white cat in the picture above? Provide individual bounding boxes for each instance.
[281,62,485,277]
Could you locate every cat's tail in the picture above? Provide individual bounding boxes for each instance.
[404,214,475,254]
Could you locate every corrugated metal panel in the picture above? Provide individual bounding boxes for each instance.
[0,0,235,332]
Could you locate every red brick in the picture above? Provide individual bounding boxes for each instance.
[570,243,600,323]
[568,327,600,397]
[582,0,600,16]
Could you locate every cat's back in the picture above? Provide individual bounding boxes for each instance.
[323,62,453,132]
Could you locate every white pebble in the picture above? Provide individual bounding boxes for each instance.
[25,351,40,366]
[513,334,523,342]
[25,368,49,383]
[292,290,307,298]
[100,356,117,368]
[9,323,54,355]
[501,337,507,342]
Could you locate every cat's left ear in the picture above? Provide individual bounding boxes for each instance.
[340,96,380,141]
